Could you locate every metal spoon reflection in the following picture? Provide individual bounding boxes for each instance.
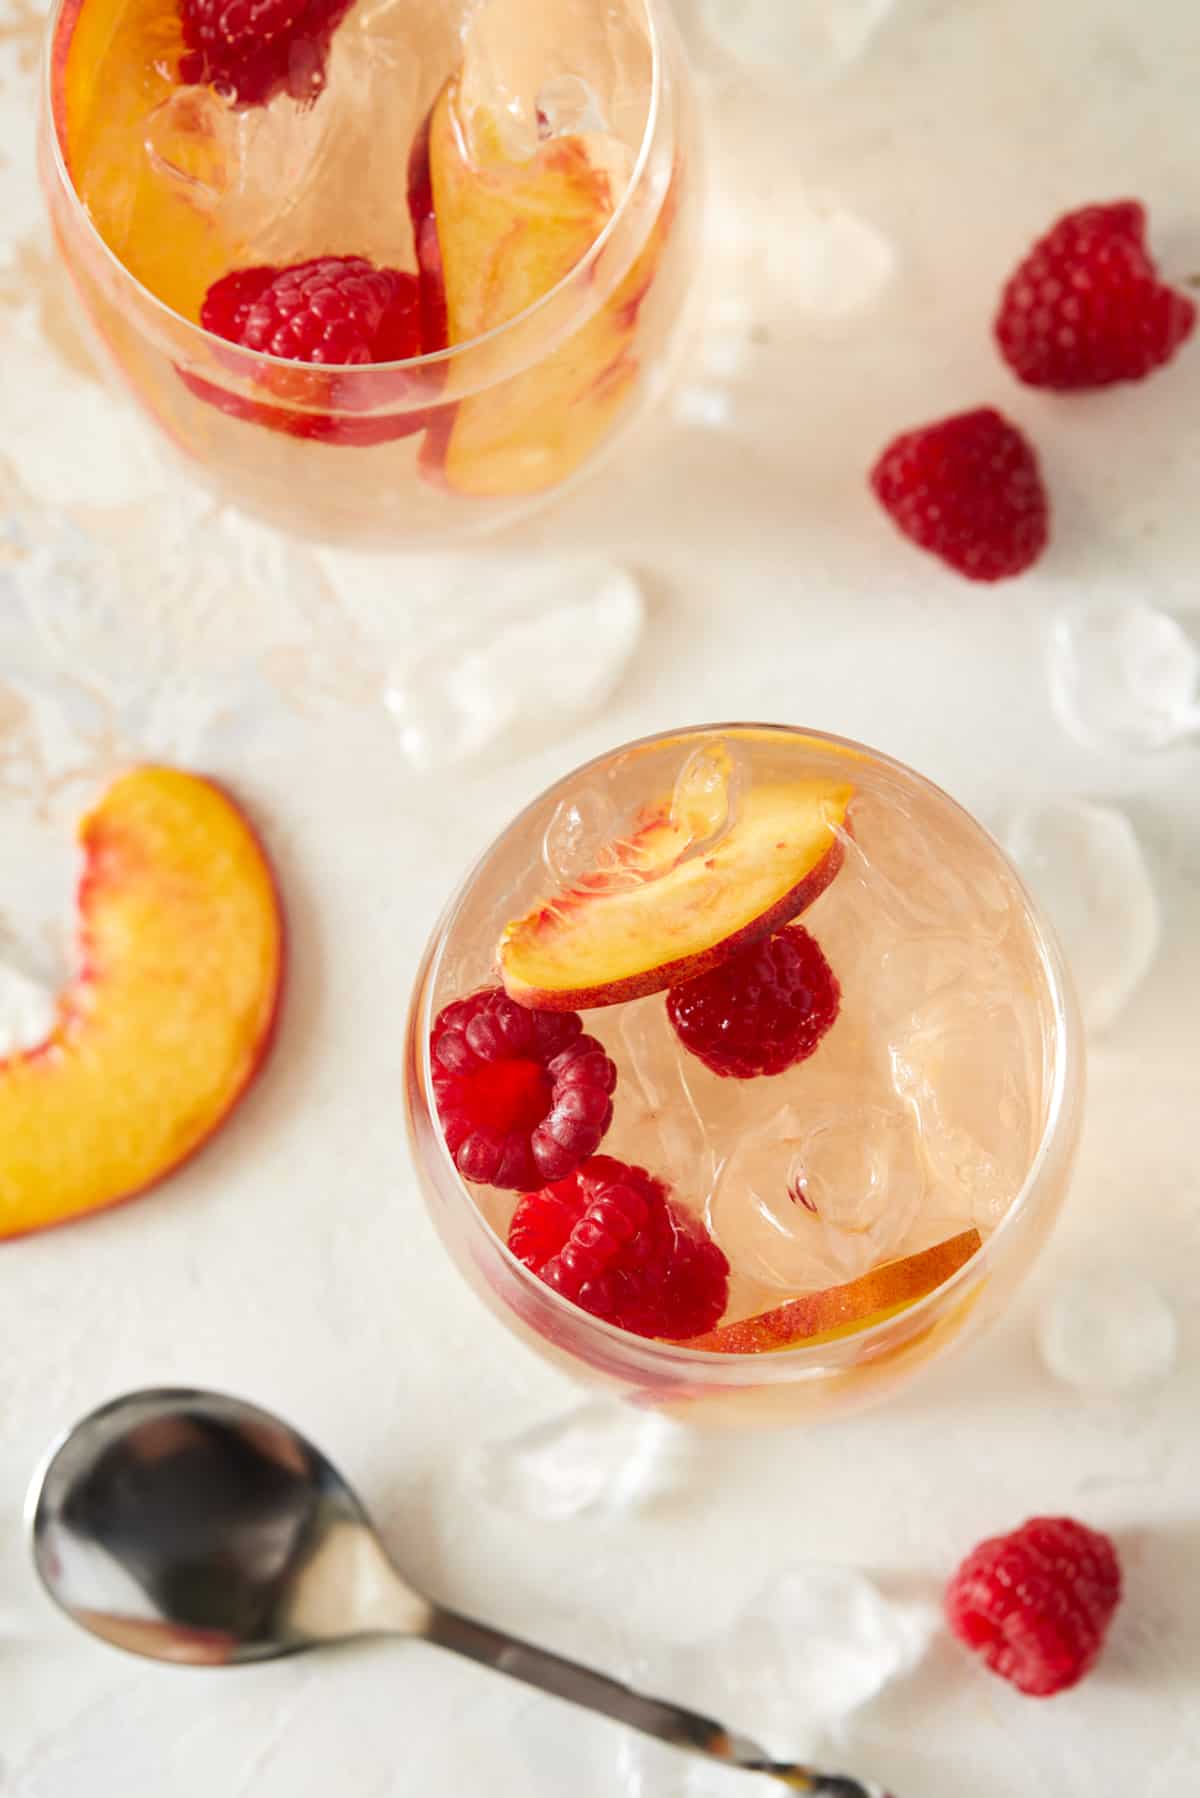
[28,1388,893,1798]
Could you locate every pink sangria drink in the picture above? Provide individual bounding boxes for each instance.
[407,725,1084,1428]
[41,0,695,544]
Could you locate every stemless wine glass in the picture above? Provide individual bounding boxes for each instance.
[38,0,698,547]
[406,724,1085,1430]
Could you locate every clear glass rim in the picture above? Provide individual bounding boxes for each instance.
[41,0,664,376]
[409,721,1084,1380]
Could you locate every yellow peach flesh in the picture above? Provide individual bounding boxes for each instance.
[0,767,283,1238]
[52,0,232,321]
[423,83,675,497]
[687,1230,984,1354]
[500,779,853,1010]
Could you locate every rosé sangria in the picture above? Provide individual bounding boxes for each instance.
[41,0,695,543]
[407,725,1084,1427]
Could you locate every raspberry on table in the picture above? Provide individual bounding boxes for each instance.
[179,0,352,106]
[202,257,424,366]
[870,406,1049,583]
[945,1516,1122,1697]
[995,200,1196,390]
[667,924,841,1079]
[509,1156,730,1341]
[431,988,616,1192]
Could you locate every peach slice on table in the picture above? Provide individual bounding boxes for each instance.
[0,767,283,1240]
[686,1230,984,1354]
[500,773,853,1011]
[410,80,676,498]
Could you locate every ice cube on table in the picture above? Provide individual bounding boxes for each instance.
[1039,1265,1178,1395]
[697,0,895,83]
[623,1565,935,1792]
[467,1399,695,1520]
[1006,801,1161,1035]
[764,198,895,318]
[383,559,644,773]
[1049,600,1200,755]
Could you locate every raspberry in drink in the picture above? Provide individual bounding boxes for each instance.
[407,724,1084,1426]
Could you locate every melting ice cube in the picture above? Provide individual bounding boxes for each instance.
[1039,1265,1178,1396]
[467,1399,695,1521]
[1006,801,1161,1036]
[1049,600,1200,755]
[698,0,895,83]
[383,559,644,773]
[623,1565,936,1792]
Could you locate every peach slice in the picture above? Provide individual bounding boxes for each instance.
[687,1229,983,1354]
[411,81,675,497]
[500,775,852,1011]
[51,0,233,323]
[0,767,283,1240]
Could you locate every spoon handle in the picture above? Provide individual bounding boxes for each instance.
[423,1607,890,1797]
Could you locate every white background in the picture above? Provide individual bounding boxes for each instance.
[2,0,1199,1792]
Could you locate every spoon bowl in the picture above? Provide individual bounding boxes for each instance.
[29,1387,891,1798]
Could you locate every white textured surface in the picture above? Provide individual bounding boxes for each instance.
[3,0,1200,1792]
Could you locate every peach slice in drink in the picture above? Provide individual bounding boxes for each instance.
[411,81,677,498]
[0,767,283,1238]
[686,1230,984,1354]
[500,768,852,1010]
[51,0,234,322]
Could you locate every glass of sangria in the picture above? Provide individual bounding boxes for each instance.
[406,724,1084,1429]
[39,0,697,545]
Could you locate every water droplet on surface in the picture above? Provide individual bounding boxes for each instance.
[1049,599,1200,755]
[1039,1266,1178,1394]
[1006,801,1160,1036]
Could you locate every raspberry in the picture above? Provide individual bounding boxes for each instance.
[870,406,1049,583]
[995,200,1196,390]
[945,1516,1122,1697]
[667,925,840,1079]
[202,257,423,366]
[431,989,616,1192]
[179,0,351,106]
[509,1156,730,1341]
[193,257,426,444]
